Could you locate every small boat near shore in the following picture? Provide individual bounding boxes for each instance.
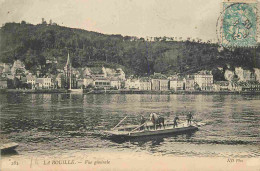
[101,121,204,141]
[0,142,19,152]
[68,88,83,93]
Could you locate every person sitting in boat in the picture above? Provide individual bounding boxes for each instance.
[140,116,146,130]
[187,112,193,125]
[173,116,179,128]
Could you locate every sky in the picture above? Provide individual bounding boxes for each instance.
[0,0,234,42]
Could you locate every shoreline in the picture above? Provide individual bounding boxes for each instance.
[1,89,260,95]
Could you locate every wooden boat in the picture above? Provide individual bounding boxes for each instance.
[0,142,19,152]
[102,121,203,141]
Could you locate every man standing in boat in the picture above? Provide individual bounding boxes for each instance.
[140,116,146,130]
[187,112,193,126]
[173,115,179,128]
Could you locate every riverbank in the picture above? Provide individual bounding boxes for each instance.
[86,89,260,95]
[1,88,260,95]
[0,89,67,94]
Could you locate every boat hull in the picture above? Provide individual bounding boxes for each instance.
[0,142,19,152]
[104,126,198,141]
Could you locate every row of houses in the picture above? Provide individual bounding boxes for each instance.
[213,81,260,92]
[125,71,214,91]
[2,70,260,92]
[24,73,123,90]
[1,56,259,91]
[0,69,215,91]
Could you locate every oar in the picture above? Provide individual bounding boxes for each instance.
[130,123,146,133]
[112,115,128,130]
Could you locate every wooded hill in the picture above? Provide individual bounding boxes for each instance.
[1,21,260,80]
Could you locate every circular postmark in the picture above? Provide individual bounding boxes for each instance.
[216,2,258,48]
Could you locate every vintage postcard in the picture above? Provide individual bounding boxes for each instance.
[0,0,260,171]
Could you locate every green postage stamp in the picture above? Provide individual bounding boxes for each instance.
[221,0,257,47]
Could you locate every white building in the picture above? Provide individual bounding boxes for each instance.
[139,80,152,90]
[125,79,140,89]
[94,78,111,88]
[115,68,126,81]
[36,77,53,89]
[170,77,184,91]
[159,79,169,91]
[83,76,94,88]
[194,70,213,91]
[26,74,36,89]
[213,81,229,91]
[110,78,121,89]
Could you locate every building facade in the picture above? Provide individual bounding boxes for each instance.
[110,78,121,89]
[170,78,184,91]
[139,81,152,90]
[83,76,94,88]
[213,81,229,91]
[184,76,195,91]
[194,71,213,91]
[151,79,160,91]
[94,78,111,88]
[35,77,52,89]
[125,79,140,89]
[160,79,169,91]
[26,74,36,89]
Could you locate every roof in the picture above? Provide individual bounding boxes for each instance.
[26,74,36,80]
[139,77,150,82]
[196,70,212,75]
[110,77,120,81]
[94,78,110,81]
[170,77,184,81]
[36,78,44,84]
[84,75,93,79]
[21,77,27,82]
[66,53,70,66]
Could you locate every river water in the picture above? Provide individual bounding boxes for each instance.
[0,93,259,159]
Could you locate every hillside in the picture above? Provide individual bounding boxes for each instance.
[1,21,260,79]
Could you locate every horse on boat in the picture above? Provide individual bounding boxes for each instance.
[150,113,165,130]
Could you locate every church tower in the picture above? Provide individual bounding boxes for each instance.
[64,53,72,89]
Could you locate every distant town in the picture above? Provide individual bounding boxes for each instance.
[0,53,260,94]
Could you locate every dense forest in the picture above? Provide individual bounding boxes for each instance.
[1,21,260,79]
